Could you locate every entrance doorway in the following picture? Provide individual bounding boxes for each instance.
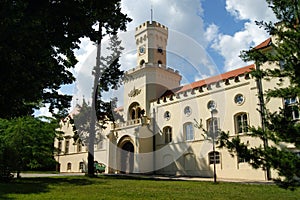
[120,141,134,173]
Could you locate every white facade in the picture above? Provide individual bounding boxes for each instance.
[54,21,293,180]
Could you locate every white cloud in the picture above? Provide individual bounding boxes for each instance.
[211,22,270,71]
[208,0,277,71]
[204,23,219,43]
[121,0,206,44]
[225,0,276,22]
[74,38,96,74]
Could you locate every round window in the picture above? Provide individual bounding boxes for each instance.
[234,94,245,105]
[207,100,216,110]
[164,111,171,120]
[184,106,192,116]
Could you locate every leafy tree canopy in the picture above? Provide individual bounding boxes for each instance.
[0,116,59,176]
[0,0,131,118]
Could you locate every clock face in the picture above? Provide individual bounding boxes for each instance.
[139,46,145,54]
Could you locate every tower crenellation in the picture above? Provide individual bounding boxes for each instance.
[135,21,168,33]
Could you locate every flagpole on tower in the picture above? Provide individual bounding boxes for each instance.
[150,5,153,23]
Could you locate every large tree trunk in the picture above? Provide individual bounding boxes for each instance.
[88,24,102,177]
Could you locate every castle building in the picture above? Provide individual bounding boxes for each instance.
[54,21,297,180]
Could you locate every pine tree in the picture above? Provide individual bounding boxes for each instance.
[219,0,300,190]
[96,35,125,128]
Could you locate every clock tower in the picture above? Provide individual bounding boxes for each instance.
[135,21,168,66]
[123,21,181,121]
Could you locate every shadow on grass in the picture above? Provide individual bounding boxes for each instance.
[0,176,96,199]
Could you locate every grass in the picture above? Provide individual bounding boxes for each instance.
[0,175,299,200]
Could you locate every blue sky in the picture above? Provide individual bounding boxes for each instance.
[38,0,277,116]
[203,0,247,35]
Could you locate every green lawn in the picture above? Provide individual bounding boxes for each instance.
[0,175,299,200]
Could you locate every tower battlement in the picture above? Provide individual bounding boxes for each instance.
[135,21,168,34]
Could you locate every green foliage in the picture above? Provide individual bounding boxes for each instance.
[221,0,300,190]
[0,116,58,173]
[0,0,131,118]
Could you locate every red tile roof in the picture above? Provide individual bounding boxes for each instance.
[161,64,255,97]
[254,37,272,50]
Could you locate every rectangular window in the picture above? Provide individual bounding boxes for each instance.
[65,140,69,154]
[235,113,248,134]
[79,162,84,170]
[284,97,299,120]
[209,151,220,164]
[164,127,172,143]
[58,141,62,154]
[77,143,82,153]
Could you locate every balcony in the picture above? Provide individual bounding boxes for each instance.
[112,117,150,130]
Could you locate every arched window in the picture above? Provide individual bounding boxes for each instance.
[208,151,220,165]
[235,113,248,134]
[65,140,70,154]
[163,126,172,144]
[58,141,62,154]
[67,162,72,170]
[207,118,219,138]
[184,122,194,141]
[128,102,141,120]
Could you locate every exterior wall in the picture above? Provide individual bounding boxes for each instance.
[56,152,88,173]
[151,72,276,180]
[124,64,181,119]
[54,116,108,173]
